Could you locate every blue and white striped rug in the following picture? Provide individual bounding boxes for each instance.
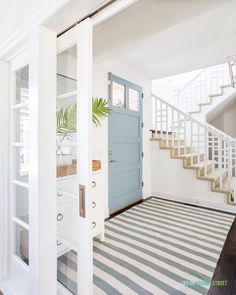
[58,197,235,295]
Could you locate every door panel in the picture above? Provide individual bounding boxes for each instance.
[108,73,143,213]
[56,19,93,295]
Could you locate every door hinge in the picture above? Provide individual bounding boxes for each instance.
[142,122,144,128]
[142,181,144,187]
[142,93,144,99]
[142,152,144,158]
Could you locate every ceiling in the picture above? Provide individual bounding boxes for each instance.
[44,0,110,34]
[94,0,236,79]
[0,0,107,58]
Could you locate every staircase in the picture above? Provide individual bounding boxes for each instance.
[176,63,236,122]
[151,94,236,205]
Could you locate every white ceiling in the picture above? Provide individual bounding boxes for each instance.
[94,0,236,79]
[2,0,235,79]
[44,0,110,34]
[0,0,107,58]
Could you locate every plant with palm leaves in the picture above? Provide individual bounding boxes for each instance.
[56,98,111,154]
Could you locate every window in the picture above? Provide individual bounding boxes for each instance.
[11,64,29,267]
[109,73,142,112]
[112,81,125,107]
[129,88,139,111]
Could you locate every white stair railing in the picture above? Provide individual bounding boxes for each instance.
[177,63,231,113]
[228,55,236,88]
[152,94,236,200]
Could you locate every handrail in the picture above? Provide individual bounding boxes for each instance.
[228,55,236,88]
[152,94,205,128]
[152,93,235,144]
[152,94,236,195]
[206,123,235,144]
[176,63,231,113]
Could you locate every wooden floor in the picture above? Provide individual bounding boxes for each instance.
[208,216,236,295]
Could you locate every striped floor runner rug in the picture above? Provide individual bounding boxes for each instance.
[57,197,235,295]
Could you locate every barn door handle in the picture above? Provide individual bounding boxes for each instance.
[79,185,86,218]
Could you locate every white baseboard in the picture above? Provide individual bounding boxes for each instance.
[151,190,236,214]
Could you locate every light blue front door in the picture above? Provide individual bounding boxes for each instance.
[108,73,143,214]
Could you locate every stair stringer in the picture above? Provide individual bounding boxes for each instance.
[150,140,236,212]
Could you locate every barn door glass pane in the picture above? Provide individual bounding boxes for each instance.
[12,64,29,267]
[56,45,79,294]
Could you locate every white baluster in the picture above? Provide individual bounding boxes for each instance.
[212,133,215,173]
[178,112,180,155]
[184,116,186,155]
[197,124,200,167]
[219,138,223,188]
[155,97,157,138]
[190,119,193,166]
[172,108,174,147]
[205,128,208,175]
[228,143,232,179]
[160,101,163,137]
[166,105,169,142]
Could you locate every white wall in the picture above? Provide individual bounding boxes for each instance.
[152,69,202,106]
[93,59,152,217]
[150,141,236,213]
[210,102,236,138]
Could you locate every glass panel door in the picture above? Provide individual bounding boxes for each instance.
[56,19,93,295]
[11,64,30,266]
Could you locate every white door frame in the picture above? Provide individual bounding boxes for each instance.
[0,61,10,281]
[28,26,57,295]
[0,29,58,295]
[9,50,30,295]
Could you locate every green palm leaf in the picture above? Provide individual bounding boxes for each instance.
[56,103,77,139]
[92,97,111,127]
[56,98,111,140]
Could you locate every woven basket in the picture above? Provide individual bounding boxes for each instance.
[57,162,77,177]
[92,160,101,171]
[57,159,101,177]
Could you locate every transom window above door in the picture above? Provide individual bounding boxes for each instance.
[109,73,142,112]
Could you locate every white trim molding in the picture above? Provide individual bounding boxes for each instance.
[151,191,236,214]
[0,0,70,60]
[0,61,10,280]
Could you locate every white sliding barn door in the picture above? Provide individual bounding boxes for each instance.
[56,19,93,295]
[29,26,57,295]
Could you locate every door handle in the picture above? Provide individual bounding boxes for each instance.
[109,159,117,163]
[79,185,86,218]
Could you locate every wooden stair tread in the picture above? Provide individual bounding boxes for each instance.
[177,153,203,159]
[189,160,213,168]
[215,178,234,191]
[201,168,227,180]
